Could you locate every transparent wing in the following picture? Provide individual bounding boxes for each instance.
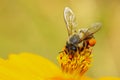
[81,23,102,40]
[87,22,102,35]
[64,7,77,36]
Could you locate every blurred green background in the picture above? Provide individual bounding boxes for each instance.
[0,0,120,78]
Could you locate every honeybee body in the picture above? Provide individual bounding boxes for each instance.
[64,28,95,56]
[57,7,101,75]
[64,36,92,59]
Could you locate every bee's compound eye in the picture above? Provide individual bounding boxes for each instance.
[71,45,77,51]
[88,38,96,46]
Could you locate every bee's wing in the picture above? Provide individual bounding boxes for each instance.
[64,7,77,36]
[83,23,102,39]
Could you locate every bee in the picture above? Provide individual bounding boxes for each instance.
[57,7,101,74]
[63,7,102,57]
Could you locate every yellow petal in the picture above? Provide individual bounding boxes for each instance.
[2,52,118,80]
[0,53,62,80]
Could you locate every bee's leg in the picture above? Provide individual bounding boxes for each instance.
[78,41,84,53]
[79,41,88,56]
[81,42,85,52]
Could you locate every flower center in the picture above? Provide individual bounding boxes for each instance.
[57,42,93,76]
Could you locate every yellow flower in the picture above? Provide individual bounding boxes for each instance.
[0,53,61,80]
[0,53,120,80]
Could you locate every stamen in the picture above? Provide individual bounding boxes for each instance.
[57,47,92,76]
